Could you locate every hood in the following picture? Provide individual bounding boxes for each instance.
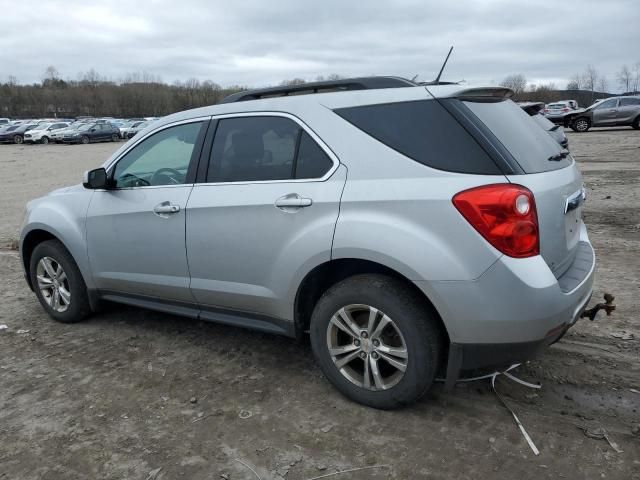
[48,184,85,196]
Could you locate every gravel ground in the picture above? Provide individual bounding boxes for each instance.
[0,130,639,480]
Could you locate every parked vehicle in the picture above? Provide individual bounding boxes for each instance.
[563,96,640,132]
[20,77,595,408]
[0,118,10,126]
[126,121,151,138]
[50,123,85,143]
[120,120,146,138]
[0,122,38,144]
[24,122,70,144]
[543,100,579,124]
[519,102,568,149]
[61,123,120,144]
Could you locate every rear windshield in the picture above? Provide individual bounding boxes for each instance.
[334,100,501,175]
[463,100,570,173]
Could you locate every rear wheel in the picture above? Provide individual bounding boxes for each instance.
[632,116,640,130]
[111,133,119,142]
[13,134,23,144]
[81,135,90,144]
[29,240,92,323]
[310,274,442,409]
[573,117,590,132]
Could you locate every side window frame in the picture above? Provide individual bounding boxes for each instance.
[196,112,339,185]
[105,117,210,190]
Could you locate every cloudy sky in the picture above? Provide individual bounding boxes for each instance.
[1,0,638,91]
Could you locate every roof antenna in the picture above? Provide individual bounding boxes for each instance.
[434,46,454,84]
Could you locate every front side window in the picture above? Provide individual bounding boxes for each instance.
[113,121,203,188]
[207,116,333,183]
[595,99,618,109]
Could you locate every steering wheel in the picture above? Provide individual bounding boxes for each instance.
[150,168,183,185]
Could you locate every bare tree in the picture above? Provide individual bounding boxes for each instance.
[7,75,17,86]
[500,74,527,94]
[582,65,599,103]
[567,72,582,90]
[633,62,640,94]
[598,76,608,94]
[43,65,59,82]
[280,78,306,86]
[617,65,632,93]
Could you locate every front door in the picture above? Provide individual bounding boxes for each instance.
[591,98,618,126]
[86,119,207,302]
[186,114,345,321]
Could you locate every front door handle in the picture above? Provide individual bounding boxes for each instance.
[275,194,313,210]
[153,201,180,215]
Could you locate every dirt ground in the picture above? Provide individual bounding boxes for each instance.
[0,130,638,480]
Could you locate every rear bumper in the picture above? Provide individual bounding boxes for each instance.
[416,222,595,380]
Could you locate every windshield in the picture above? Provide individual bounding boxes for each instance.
[32,123,50,130]
[464,99,570,173]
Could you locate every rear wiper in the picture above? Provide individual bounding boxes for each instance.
[548,150,570,161]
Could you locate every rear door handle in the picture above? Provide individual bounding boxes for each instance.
[153,201,180,215]
[275,194,313,210]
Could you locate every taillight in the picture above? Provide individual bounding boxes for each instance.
[452,184,539,258]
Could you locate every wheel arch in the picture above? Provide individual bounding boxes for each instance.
[294,258,450,349]
[21,228,68,289]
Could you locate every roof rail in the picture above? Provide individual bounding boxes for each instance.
[220,76,417,103]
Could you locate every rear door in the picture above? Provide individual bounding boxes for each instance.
[462,99,584,275]
[186,113,345,321]
[591,98,619,126]
[616,97,640,123]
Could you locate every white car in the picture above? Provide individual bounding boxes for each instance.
[24,122,69,144]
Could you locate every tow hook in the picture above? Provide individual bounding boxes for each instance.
[580,293,616,321]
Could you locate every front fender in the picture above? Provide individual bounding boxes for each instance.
[20,189,94,289]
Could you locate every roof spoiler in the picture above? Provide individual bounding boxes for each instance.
[450,87,514,100]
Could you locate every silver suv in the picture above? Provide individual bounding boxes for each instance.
[20,77,595,409]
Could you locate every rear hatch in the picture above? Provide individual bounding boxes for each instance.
[461,99,583,276]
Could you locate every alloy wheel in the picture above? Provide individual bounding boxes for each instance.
[36,256,71,313]
[576,119,589,132]
[326,304,408,391]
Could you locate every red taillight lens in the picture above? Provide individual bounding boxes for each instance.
[452,184,539,258]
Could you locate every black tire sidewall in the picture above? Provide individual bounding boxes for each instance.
[82,136,89,144]
[41,136,49,144]
[29,240,91,323]
[310,274,441,409]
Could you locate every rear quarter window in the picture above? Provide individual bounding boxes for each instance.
[463,99,570,173]
[334,100,502,175]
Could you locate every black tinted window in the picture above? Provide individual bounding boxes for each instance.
[334,100,500,174]
[620,97,640,106]
[295,131,333,179]
[464,99,569,173]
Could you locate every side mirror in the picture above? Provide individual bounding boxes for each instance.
[83,168,109,189]
[90,128,96,132]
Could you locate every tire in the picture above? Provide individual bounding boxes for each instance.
[13,134,23,144]
[573,117,590,132]
[29,240,92,324]
[310,274,442,409]
[632,116,640,130]
[81,135,90,144]
[41,136,49,145]
[111,133,119,142]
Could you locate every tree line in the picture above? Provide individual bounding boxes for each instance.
[501,63,640,106]
[0,67,346,119]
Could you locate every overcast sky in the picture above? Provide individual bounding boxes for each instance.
[1,0,638,91]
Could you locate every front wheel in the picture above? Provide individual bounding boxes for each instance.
[573,117,591,132]
[13,134,23,144]
[41,136,49,145]
[29,240,92,323]
[81,135,90,144]
[310,274,442,409]
[632,116,640,130]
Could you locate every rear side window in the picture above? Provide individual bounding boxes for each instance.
[463,99,569,173]
[207,116,334,182]
[334,100,501,174]
[620,97,640,106]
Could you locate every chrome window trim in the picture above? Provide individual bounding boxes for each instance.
[197,111,340,186]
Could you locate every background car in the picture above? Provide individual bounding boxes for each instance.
[519,102,569,148]
[24,122,70,144]
[544,100,579,124]
[563,96,640,132]
[119,120,145,138]
[0,122,38,144]
[0,118,10,126]
[62,122,121,144]
[126,121,150,138]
